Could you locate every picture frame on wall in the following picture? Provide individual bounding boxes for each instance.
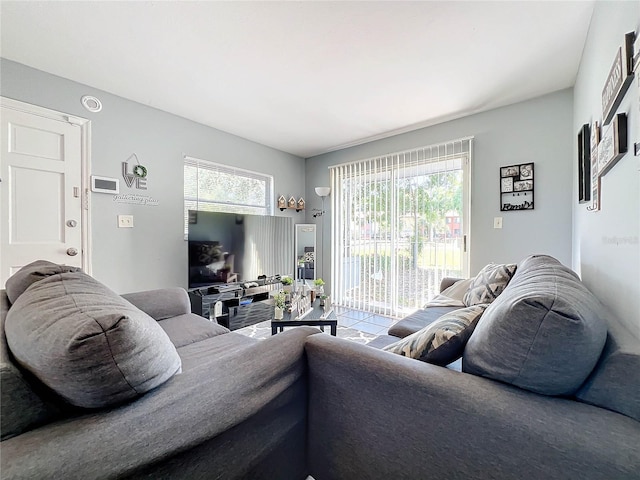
[500,177,513,192]
[588,121,600,212]
[577,123,591,203]
[634,31,640,71]
[602,32,635,125]
[500,162,534,211]
[500,165,519,177]
[597,112,628,177]
[635,33,640,156]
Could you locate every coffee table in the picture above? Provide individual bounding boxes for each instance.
[271,299,337,336]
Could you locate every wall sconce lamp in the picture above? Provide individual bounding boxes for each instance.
[313,187,331,218]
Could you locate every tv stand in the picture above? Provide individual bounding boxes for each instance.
[188,280,281,331]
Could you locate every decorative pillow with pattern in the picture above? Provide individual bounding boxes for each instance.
[382,304,489,366]
[463,263,517,306]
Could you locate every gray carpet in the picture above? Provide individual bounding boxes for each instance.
[234,319,377,344]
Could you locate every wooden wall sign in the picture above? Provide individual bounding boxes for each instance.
[602,32,635,125]
[588,121,600,212]
[577,123,590,203]
[597,113,628,177]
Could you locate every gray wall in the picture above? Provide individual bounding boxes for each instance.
[572,2,640,336]
[306,89,574,293]
[1,59,305,293]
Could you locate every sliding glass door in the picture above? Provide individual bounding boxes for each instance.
[330,139,471,317]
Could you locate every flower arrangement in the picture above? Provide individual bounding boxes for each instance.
[281,276,293,286]
[314,278,325,295]
[273,291,286,310]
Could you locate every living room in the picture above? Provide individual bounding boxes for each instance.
[1,1,637,333]
[1,1,639,478]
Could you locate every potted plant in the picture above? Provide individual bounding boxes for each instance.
[314,278,325,295]
[281,276,293,293]
[273,291,286,320]
[319,294,329,307]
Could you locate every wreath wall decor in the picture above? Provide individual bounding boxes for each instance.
[122,153,149,190]
[133,164,148,178]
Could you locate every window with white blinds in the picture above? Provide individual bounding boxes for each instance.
[183,156,273,235]
[329,138,471,317]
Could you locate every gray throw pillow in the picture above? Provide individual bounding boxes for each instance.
[1,292,58,440]
[463,263,517,306]
[383,304,489,366]
[5,259,80,304]
[463,255,607,396]
[5,271,181,409]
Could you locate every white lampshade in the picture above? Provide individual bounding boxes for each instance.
[315,187,331,197]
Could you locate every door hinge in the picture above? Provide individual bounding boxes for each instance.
[83,188,90,210]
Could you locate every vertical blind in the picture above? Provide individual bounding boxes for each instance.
[242,215,294,280]
[330,138,471,317]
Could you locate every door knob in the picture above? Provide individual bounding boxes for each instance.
[66,220,78,227]
[66,247,78,256]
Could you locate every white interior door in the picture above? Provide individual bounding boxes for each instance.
[1,99,88,287]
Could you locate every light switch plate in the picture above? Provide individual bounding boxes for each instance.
[118,215,134,228]
[493,217,503,229]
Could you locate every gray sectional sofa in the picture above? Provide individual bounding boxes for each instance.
[1,256,639,479]
[1,262,315,479]
[307,255,640,478]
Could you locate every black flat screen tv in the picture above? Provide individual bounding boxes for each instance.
[188,210,293,289]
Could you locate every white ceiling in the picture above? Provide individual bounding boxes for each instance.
[0,1,594,158]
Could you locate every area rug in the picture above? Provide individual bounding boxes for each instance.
[234,320,377,344]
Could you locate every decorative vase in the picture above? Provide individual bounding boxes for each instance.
[283,285,292,294]
[323,296,330,311]
[274,306,284,320]
[317,286,324,295]
[310,290,316,303]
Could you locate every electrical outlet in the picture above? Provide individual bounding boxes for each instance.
[118,215,134,228]
[493,217,503,229]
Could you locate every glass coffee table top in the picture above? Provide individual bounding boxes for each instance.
[271,299,337,335]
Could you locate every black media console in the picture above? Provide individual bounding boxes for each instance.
[188,280,282,331]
